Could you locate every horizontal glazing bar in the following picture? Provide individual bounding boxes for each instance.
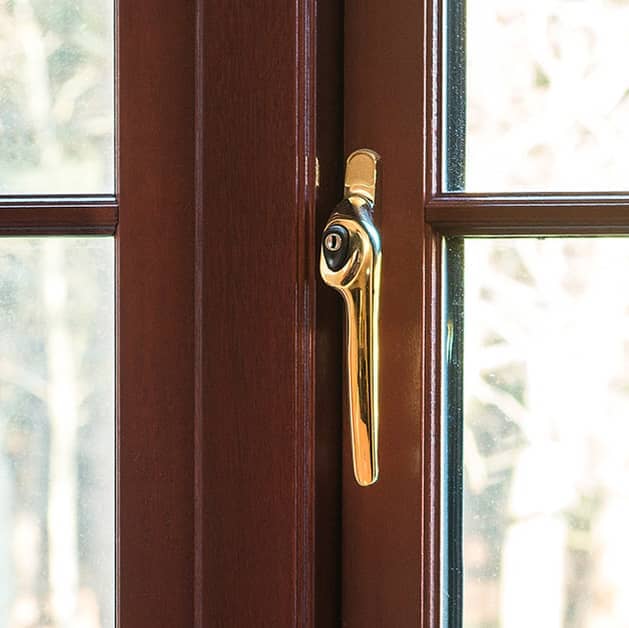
[0,201,117,235]
[0,196,117,206]
[427,198,629,235]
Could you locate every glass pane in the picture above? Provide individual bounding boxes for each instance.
[0,238,114,627]
[446,0,629,192]
[0,0,114,194]
[447,237,629,627]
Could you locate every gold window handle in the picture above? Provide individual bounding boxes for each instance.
[320,149,382,486]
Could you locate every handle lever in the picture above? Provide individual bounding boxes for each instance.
[320,149,382,486]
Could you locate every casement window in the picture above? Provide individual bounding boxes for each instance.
[339,1,629,625]
[5,1,626,626]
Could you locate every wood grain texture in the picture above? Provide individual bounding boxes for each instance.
[0,200,117,235]
[117,1,196,626]
[428,195,629,234]
[343,0,629,625]
[343,1,427,625]
[198,0,317,625]
[0,1,336,625]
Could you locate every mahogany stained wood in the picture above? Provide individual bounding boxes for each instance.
[427,196,629,234]
[0,1,342,626]
[342,1,629,626]
[343,1,427,625]
[198,0,318,626]
[0,201,117,235]
[117,1,196,626]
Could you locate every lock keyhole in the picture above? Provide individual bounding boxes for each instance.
[322,225,350,271]
[325,232,343,252]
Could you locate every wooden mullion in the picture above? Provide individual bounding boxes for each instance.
[117,0,196,624]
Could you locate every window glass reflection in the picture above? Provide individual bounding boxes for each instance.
[0,238,114,627]
[449,0,629,192]
[0,0,114,194]
[458,238,629,626]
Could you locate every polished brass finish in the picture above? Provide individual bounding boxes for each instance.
[344,149,379,203]
[320,149,382,486]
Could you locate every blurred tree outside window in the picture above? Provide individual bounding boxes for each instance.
[0,239,114,628]
[0,0,115,627]
[462,238,629,628]
[466,0,629,192]
[0,0,114,194]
